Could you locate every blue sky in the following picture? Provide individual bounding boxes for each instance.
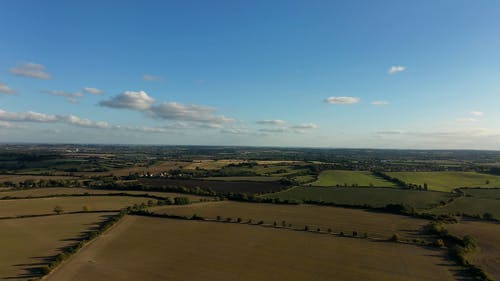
[1,0,499,148]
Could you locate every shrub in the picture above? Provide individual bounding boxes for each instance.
[390,233,400,242]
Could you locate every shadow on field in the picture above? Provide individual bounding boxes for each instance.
[4,214,112,280]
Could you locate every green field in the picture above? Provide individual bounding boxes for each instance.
[261,186,452,210]
[311,170,396,187]
[428,197,500,219]
[386,172,500,192]
[460,188,500,200]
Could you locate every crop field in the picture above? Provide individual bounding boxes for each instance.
[201,176,282,182]
[152,201,430,240]
[184,159,246,170]
[262,186,452,210]
[311,170,397,187]
[446,219,500,280]
[0,174,81,184]
[386,172,500,192]
[428,197,500,218]
[0,212,114,280]
[461,188,500,200]
[45,216,459,281]
[0,187,210,201]
[139,178,286,195]
[77,160,191,176]
[0,196,150,217]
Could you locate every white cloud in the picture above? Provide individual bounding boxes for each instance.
[142,74,163,82]
[291,123,318,129]
[42,90,84,103]
[470,111,483,117]
[83,87,102,95]
[371,100,389,106]
[0,82,16,95]
[324,96,360,104]
[99,91,234,125]
[256,119,287,125]
[456,118,478,123]
[259,128,287,133]
[9,62,51,79]
[220,128,249,135]
[388,66,406,74]
[0,121,23,129]
[99,91,155,110]
[0,109,108,129]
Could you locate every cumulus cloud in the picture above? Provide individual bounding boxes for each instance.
[388,65,406,74]
[0,121,23,129]
[0,82,16,95]
[220,128,249,135]
[256,119,287,125]
[9,62,51,79]
[470,111,483,117]
[0,109,108,129]
[324,96,360,104]
[99,91,233,125]
[371,100,389,106]
[291,123,318,129]
[42,90,84,103]
[99,91,155,110]
[456,118,478,123]
[259,128,287,133]
[142,74,163,82]
[83,87,102,95]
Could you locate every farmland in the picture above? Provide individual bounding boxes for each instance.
[446,219,500,280]
[0,196,150,217]
[151,201,430,240]
[311,170,397,187]
[428,197,500,218]
[45,216,459,281]
[386,172,500,192]
[139,178,287,195]
[262,186,453,210]
[0,212,114,280]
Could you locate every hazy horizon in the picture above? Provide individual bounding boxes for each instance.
[1,1,499,149]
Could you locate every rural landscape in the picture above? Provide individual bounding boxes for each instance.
[0,145,498,281]
[1,1,499,281]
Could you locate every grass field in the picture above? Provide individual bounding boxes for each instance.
[446,219,500,280]
[0,174,80,183]
[0,212,114,280]
[461,188,500,200]
[0,187,210,201]
[311,170,397,187]
[151,201,429,240]
[45,216,459,281]
[0,196,150,217]
[262,186,452,210]
[386,172,500,192]
[428,197,500,218]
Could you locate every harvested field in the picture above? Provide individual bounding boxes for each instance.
[139,178,287,195]
[151,201,430,240]
[0,196,149,217]
[75,161,191,176]
[262,186,452,210]
[45,216,459,281]
[0,174,80,183]
[0,187,210,201]
[184,159,246,170]
[312,170,396,187]
[446,219,500,280]
[0,212,115,280]
[386,172,500,192]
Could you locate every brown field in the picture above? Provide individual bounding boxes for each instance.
[0,174,80,183]
[0,187,211,201]
[151,201,429,240]
[0,212,115,280]
[45,216,459,281]
[139,178,286,195]
[446,219,500,280]
[0,196,149,217]
[74,160,191,176]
